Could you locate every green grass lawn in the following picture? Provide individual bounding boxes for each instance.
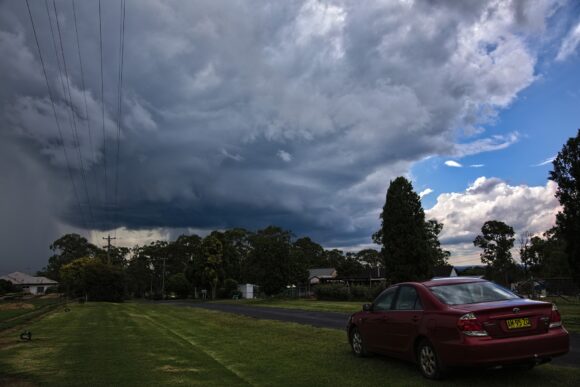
[217,297,580,333]
[547,297,580,334]
[0,297,64,330]
[0,302,579,386]
[213,298,364,314]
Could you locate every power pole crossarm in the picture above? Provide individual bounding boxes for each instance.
[103,234,116,264]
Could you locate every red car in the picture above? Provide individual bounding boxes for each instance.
[346,277,569,379]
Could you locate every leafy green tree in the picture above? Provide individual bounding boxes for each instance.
[166,273,191,298]
[379,177,433,282]
[125,254,154,298]
[60,257,125,302]
[549,129,580,285]
[201,235,223,299]
[288,237,326,284]
[338,252,365,277]
[43,234,102,281]
[212,229,251,283]
[425,219,450,267]
[356,249,382,270]
[525,228,571,278]
[245,226,292,295]
[473,220,516,285]
[104,246,131,267]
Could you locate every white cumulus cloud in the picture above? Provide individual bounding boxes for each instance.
[426,177,561,265]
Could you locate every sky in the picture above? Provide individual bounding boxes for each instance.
[1,0,580,274]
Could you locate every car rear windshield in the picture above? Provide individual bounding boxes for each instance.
[429,281,519,305]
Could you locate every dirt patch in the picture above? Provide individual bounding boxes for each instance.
[0,304,34,311]
[38,294,60,299]
[157,365,200,373]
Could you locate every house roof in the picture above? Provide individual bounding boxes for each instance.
[432,266,456,278]
[335,267,386,280]
[308,268,336,279]
[0,272,58,285]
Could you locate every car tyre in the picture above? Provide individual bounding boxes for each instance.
[417,339,446,380]
[350,327,369,357]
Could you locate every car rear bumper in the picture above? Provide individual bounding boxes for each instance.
[440,327,569,366]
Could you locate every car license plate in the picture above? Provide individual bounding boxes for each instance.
[506,317,531,329]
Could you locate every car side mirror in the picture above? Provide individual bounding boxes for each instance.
[362,303,373,312]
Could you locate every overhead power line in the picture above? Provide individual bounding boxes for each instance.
[114,0,126,238]
[52,0,95,229]
[72,0,101,215]
[25,0,87,229]
[99,0,108,223]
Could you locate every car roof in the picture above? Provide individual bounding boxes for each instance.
[421,277,487,287]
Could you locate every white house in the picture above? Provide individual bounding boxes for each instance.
[0,272,58,295]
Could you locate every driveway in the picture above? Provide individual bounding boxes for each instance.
[156,300,580,368]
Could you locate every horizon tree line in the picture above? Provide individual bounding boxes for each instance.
[36,129,580,300]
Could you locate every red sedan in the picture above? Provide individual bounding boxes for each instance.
[346,277,569,379]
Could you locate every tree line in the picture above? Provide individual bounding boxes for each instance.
[38,129,579,301]
[40,228,387,301]
[471,129,580,288]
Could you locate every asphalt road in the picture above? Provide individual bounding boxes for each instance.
[156,301,579,368]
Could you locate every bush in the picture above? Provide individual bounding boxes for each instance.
[218,278,239,299]
[166,273,191,299]
[0,279,15,295]
[60,257,125,302]
[314,284,351,300]
[314,283,386,301]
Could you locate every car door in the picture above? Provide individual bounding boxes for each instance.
[362,287,397,353]
[387,285,423,353]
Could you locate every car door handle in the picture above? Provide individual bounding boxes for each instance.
[411,316,420,322]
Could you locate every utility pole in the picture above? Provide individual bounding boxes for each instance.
[103,234,116,264]
[161,257,167,299]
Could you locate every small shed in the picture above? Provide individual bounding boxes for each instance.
[0,272,58,295]
[237,283,258,299]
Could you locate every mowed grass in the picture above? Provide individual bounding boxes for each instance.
[218,297,580,333]
[0,297,65,332]
[0,303,579,386]
[214,298,363,314]
[548,297,580,334]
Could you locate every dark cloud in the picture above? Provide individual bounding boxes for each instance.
[0,0,566,271]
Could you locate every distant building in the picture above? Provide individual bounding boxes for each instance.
[432,265,458,278]
[0,272,58,295]
[237,283,259,299]
[308,268,337,285]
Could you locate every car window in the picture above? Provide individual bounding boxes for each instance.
[394,286,422,310]
[429,281,519,305]
[374,287,397,311]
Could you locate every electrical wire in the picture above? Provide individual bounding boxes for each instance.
[72,0,101,219]
[52,0,95,228]
[113,0,126,238]
[99,0,109,227]
[25,0,88,229]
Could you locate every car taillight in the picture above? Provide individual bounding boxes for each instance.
[550,304,562,328]
[457,313,488,336]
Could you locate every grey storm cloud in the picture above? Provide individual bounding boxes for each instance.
[0,0,569,271]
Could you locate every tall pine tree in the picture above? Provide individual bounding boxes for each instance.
[379,177,440,282]
[549,129,580,286]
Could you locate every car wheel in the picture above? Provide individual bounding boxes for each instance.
[417,339,445,380]
[350,327,368,357]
